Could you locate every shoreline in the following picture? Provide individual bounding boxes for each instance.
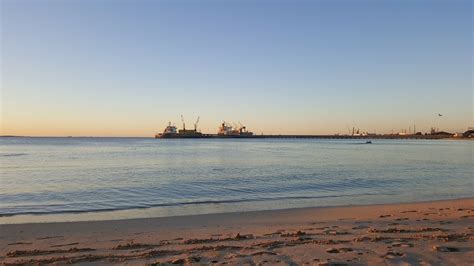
[1,198,473,265]
[2,196,473,225]
[2,195,473,225]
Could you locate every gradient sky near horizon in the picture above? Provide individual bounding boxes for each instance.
[1,0,472,136]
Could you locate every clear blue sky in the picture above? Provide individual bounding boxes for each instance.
[1,0,472,136]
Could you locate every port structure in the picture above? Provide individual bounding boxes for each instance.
[155,117,461,139]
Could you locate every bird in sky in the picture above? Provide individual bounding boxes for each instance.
[438,114,443,117]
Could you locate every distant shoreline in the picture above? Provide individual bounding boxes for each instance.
[1,135,471,140]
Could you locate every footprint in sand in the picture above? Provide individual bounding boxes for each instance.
[382,251,405,259]
[112,241,158,250]
[6,247,94,257]
[392,242,414,248]
[433,245,460,252]
[326,247,354,253]
[318,261,351,266]
[7,242,32,246]
[352,225,369,230]
[280,230,306,237]
[436,221,452,225]
[169,258,186,264]
[324,229,349,235]
[401,210,417,214]
[355,221,372,224]
[50,242,79,248]
[395,217,409,221]
[36,235,63,240]
[250,251,277,256]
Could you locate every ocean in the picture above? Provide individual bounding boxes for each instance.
[0,137,472,223]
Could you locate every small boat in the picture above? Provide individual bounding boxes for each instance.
[366,140,372,144]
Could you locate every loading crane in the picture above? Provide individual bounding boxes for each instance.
[181,115,186,130]
[194,116,200,131]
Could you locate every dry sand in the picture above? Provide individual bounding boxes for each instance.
[1,198,473,265]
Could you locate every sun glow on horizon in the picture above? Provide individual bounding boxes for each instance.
[1,0,472,137]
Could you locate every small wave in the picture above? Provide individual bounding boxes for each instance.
[0,153,28,157]
[0,192,390,217]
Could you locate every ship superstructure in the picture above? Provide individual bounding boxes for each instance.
[155,122,178,138]
[218,121,253,136]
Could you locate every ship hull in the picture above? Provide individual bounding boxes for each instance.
[156,134,257,139]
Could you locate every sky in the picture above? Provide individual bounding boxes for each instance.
[1,0,472,136]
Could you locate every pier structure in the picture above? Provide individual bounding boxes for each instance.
[157,134,455,140]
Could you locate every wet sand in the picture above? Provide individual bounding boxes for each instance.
[1,198,473,265]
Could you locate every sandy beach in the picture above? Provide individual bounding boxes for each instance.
[0,198,473,265]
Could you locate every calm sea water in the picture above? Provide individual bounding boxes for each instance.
[0,137,472,223]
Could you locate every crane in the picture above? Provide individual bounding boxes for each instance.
[194,116,200,131]
[238,122,246,132]
[181,115,186,130]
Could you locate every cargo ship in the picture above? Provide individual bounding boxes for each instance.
[155,117,253,138]
[218,121,253,136]
[155,116,203,138]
